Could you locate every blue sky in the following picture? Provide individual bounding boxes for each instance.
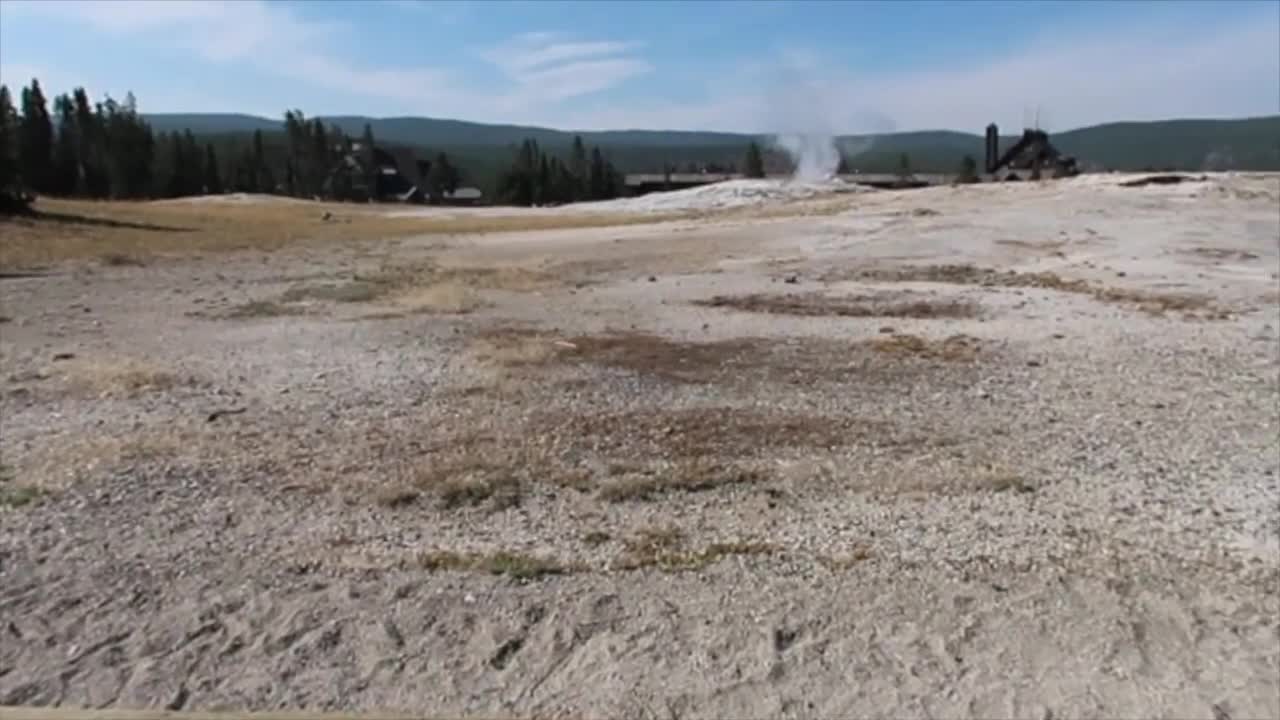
[1,0,1277,133]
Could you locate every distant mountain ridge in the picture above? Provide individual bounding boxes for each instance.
[144,112,1280,173]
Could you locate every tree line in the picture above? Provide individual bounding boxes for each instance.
[1,76,800,212]
[497,136,624,206]
[0,78,483,208]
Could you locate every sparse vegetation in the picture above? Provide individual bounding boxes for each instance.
[220,299,307,319]
[0,483,43,509]
[841,263,1229,318]
[618,527,774,571]
[870,333,982,361]
[598,461,764,503]
[418,549,570,579]
[99,251,149,267]
[696,292,980,319]
[60,357,189,397]
[0,462,43,509]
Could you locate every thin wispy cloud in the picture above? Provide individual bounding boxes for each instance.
[480,32,652,102]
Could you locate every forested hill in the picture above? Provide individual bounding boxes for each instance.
[146,113,1280,173]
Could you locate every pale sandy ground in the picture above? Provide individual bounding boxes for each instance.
[1,174,1278,718]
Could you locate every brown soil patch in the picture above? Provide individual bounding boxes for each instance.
[870,333,983,361]
[839,263,1228,318]
[466,326,987,391]
[696,292,979,319]
[1184,247,1260,262]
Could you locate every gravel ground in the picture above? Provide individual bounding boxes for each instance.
[1,173,1277,718]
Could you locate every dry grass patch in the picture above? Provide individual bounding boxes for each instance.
[391,281,488,314]
[406,441,588,510]
[617,527,775,571]
[418,549,572,580]
[468,327,565,369]
[0,463,44,508]
[281,281,382,304]
[541,406,876,461]
[0,197,688,270]
[598,460,765,503]
[59,357,192,397]
[18,429,193,489]
[696,292,979,319]
[220,299,308,319]
[99,251,150,267]
[466,325,988,393]
[820,545,875,570]
[841,263,1228,318]
[1184,247,1260,262]
[1091,287,1227,318]
[870,333,982,362]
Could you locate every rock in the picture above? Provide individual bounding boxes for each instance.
[784,274,800,284]
[1027,359,1042,367]
[648,276,657,283]
[51,352,75,361]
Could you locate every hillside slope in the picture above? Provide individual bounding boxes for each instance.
[145,113,1280,174]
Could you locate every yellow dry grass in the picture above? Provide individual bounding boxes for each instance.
[869,333,983,361]
[390,281,488,314]
[0,196,686,270]
[58,357,191,397]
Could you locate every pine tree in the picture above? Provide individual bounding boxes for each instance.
[18,79,53,193]
[166,133,185,197]
[283,111,303,195]
[51,94,78,196]
[588,147,607,200]
[204,143,223,194]
[0,85,18,195]
[425,151,460,202]
[251,129,273,192]
[743,141,765,179]
[537,154,550,205]
[958,155,978,183]
[361,123,376,200]
[897,153,911,178]
[569,135,588,200]
[310,119,328,196]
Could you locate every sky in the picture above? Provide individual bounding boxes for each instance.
[1,0,1277,134]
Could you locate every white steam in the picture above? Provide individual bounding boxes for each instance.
[758,54,887,182]
[774,133,841,182]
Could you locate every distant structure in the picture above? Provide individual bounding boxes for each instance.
[322,143,484,204]
[984,124,1079,180]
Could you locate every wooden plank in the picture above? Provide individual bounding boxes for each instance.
[0,708,462,720]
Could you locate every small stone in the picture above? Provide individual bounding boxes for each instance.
[784,274,799,284]
[1027,359,1042,367]
[52,352,76,361]
[647,276,657,282]
[879,326,895,334]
